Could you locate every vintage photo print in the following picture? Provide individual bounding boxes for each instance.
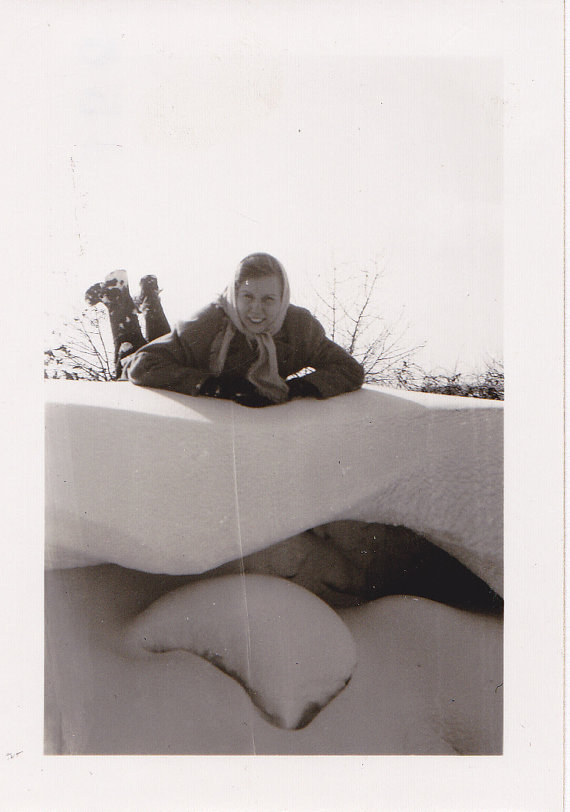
[2,0,564,810]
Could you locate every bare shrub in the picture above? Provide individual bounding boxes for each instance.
[44,306,114,381]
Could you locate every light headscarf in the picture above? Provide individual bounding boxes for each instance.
[209,254,291,403]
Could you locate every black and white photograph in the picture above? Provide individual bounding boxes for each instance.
[1,0,564,809]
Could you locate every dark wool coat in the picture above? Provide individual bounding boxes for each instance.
[125,303,364,399]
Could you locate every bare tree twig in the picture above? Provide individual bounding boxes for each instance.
[45,308,114,381]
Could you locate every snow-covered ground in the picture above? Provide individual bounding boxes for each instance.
[44,382,503,754]
[45,382,503,591]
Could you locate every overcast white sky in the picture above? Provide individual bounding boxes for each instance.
[44,3,503,374]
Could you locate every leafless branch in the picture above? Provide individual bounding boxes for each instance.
[45,307,114,381]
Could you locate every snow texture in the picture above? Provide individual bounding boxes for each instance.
[44,381,503,753]
[123,574,357,730]
[44,564,502,754]
[45,381,503,594]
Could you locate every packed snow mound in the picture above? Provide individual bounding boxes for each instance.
[44,564,502,754]
[123,573,357,729]
[45,381,503,593]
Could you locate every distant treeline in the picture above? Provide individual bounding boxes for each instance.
[415,362,504,401]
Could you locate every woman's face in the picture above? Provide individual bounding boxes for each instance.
[236,275,282,333]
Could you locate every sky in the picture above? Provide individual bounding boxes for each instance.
[43,2,503,374]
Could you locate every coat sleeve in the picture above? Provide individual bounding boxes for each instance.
[125,315,215,395]
[296,312,365,398]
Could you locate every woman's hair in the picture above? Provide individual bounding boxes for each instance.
[236,253,285,294]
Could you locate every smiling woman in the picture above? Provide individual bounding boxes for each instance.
[236,276,282,332]
[108,252,366,406]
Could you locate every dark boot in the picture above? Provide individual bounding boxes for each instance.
[134,275,171,342]
[85,270,146,379]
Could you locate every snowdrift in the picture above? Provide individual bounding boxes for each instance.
[123,574,357,730]
[45,381,503,593]
[44,381,503,754]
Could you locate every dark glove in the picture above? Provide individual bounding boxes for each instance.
[198,373,250,399]
[233,390,274,408]
[199,374,273,407]
[287,376,320,400]
[199,375,227,398]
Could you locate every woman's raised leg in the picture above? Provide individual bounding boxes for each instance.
[85,270,146,379]
[134,275,171,342]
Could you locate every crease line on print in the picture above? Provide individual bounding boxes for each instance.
[229,404,257,754]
